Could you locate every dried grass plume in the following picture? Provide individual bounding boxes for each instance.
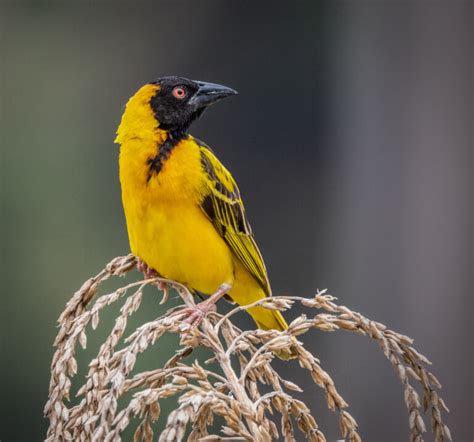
[45,255,452,441]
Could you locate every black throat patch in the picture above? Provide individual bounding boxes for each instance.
[146,136,184,182]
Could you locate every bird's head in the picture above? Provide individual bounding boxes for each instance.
[116,76,237,144]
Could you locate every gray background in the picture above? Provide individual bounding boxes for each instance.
[1,1,472,440]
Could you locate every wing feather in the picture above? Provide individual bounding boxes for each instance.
[197,140,271,295]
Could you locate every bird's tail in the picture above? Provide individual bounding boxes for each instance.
[247,305,298,360]
[248,305,288,331]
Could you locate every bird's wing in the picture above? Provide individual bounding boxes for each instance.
[197,141,271,296]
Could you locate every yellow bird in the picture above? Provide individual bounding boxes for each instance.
[116,76,288,331]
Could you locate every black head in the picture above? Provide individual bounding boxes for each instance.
[149,76,237,138]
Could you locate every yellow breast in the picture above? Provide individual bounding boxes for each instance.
[119,136,234,293]
[116,83,235,293]
[119,135,199,244]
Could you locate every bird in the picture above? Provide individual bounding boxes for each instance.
[116,76,289,332]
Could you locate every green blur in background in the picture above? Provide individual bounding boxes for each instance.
[1,1,472,440]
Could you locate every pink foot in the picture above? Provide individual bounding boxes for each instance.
[137,258,159,278]
[173,283,232,329]
[177,303,218,328]
[137,258,167,291]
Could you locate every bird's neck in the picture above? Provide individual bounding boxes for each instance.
[116,84,196,188]
[115,84,168,147]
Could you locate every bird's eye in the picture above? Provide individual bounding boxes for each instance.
[172,86,187,99]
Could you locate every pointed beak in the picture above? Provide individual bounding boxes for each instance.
[189,81,238,108]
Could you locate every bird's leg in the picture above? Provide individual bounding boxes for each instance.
[136,258,168,291]
[175,283,232,329]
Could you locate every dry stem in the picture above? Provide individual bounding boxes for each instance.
[45,255,451,441]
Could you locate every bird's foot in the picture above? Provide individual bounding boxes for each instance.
[137,258,159,278]
[176,302,218,328]
[174,283,232,329]
[137,258,168,291]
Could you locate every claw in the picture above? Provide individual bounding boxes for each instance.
[137,258,159,279]
[136,258,169,297]
[137,258,146,274]
[172,283,231,329]
[159,282,169,304]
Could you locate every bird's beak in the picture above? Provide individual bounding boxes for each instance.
[189,81,238,108]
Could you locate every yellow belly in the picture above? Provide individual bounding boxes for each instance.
[128,200,234,294]
[119,135,288,331]
[119,135,235,293]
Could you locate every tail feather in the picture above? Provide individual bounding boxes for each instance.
[247,305,288,331]
[228,261,297,359]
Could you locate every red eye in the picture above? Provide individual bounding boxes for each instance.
[172,86,186,99]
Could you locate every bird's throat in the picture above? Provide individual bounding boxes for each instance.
[146,136,184,181]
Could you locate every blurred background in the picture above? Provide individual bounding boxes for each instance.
[1,1,472,440]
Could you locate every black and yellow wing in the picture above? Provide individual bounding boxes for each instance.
[197,140,271,296]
